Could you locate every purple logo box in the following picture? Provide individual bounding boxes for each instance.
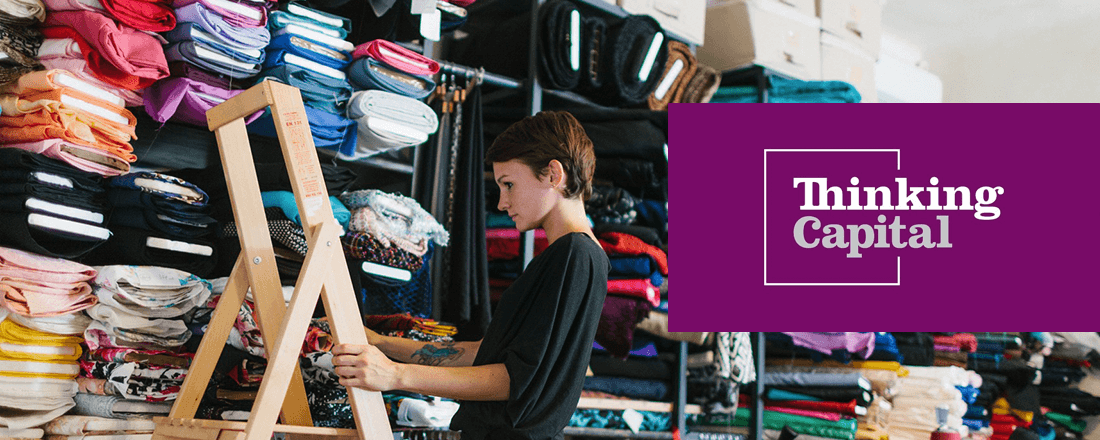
[668,103,1100,331]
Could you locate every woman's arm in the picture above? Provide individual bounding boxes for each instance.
[333,343,509,401]
[365,326,481,367]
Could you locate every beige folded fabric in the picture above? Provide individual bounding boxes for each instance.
[0,0,46,22]
[635,310,708,345]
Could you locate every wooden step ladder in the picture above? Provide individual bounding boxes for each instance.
[151,80,392,440]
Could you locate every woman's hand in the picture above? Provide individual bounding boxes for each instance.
[332,343,401,392]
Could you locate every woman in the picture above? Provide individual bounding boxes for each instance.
[332,110,610,440]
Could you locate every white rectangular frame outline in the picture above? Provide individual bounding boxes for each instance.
[764,149,901,286]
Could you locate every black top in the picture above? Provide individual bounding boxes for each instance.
[450,232,609,440]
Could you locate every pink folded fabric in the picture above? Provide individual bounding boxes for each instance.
[2,139,131,176]
[765,406,844,422]
[607,278,660,307]
[352,39,440,76]
[0,246,98,284]
[1,284,99,317]
[42,11,170,90]
[40,52,145,107]
[0,246,99,317]
[41,0,105,12]
[172,0,266,28]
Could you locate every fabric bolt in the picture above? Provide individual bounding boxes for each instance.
[172,0,266,28]
[69,392,171,418]
[0,318,83,363]
[143,76,259,127]
[606,278,659,307]
[0,95,138,162]
[598,231,667,275]
[713,77,862,103]
[0,0,46,21]
[14,86,136,139]
[342,89,438,159]
[763,406,843,422]
[647,40,695,110]
[576,14,607,94]
[268,10,348,40]
[681,62,721,103]
[108,171,207,205]
[83,347,191,368]
[0,69,120,110]
[109,204,216,239]
[779,332,876,359]
[173,1,269,50]
[3,138,130,177]
[80,360,186,401]
[83,226,217,277]
[485,228,549,261]
[167,61,235,89]
[607,255,656,279]
[254,63,351,114]
[220,213,309,257]
[346,57,435,99]
[0,23,43,86]
[594,14,667,106]
[247,105,356,154]
[764,372,869,388]
[99,0,175,31]
[340,189,449,252]
[164,23,266,65]
[763,399,864,417]
[0,395,75,430]
[164,41,262,79]
[37,48,144,107]
[41,12,170,90]
[92,265,212,319]
[0,278,97,317]
[588,353,673,381]
[693,408,858,440]
[6,311,92,335]
[264,33,350,71]
[351,39,439,76]
[534,0,581,90]
[594,294,651,359]
[340,230,422,272]
[40,0,104,12]
[259,191,349,228]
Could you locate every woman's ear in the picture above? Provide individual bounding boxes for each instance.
[547,160,565,189]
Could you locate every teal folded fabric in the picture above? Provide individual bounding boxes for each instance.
[765,388,822,402]
[261,191,351,229]
[711,77,861,103]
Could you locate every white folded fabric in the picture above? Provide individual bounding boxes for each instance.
[342,90,437,161]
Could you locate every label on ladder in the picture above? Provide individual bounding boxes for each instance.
[282,110,326,218]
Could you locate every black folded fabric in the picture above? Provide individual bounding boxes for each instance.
[577,15,608,93]
[583,376,670,401]
[1039,388,1100,417]
[0,210,107,258]
[82,225,218,277]
[589,353,673,381]
[596,14,666,105]
[892,332,936,366]
[594,157,665,201]
[536,0,581,90]
[768,385,872,406]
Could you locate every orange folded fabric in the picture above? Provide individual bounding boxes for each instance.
[0,95,137,162]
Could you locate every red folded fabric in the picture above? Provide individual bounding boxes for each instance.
[991,414,1030,427]
[352,39,439,76]
[41,11,169,90]
[762,399,862,417]
[100,0,175,31]
[607,278,660,307]
[599,232,668,275]
[933,333,978,352]
[486,228,549,261]
[447,0,475,6]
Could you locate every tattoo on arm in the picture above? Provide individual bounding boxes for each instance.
[410,341,465,366]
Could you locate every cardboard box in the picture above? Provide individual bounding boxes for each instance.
[815,0,881,56]
[709,0,815,18]
[619,0,707,46]
[820,32,876,102]
[697,0,822,80]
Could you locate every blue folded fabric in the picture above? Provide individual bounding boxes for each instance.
[254,64,352,114]
[261,191,350,229]
[582,376,670,402]
[962,418,988,431]
[964,405,988,420]
[264,33,350,71]
[269,9,349,39]
[248,105,356,155]
[608,255,653,278]
[712,77,862,103]
[956,385,980,405]
[346,57,435,99]
[764,388,822,402]
[165,23,266,64]
[164,41,261,79]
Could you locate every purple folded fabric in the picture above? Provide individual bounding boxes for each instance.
[143,76,261,127]
[172,0,266,28]
[173,1,269,50]
[168,61,235,89]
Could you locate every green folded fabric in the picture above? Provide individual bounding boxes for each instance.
[1045,412,1086,433]
[691,408,857,440]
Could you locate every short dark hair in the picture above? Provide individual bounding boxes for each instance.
[486,111,596,201]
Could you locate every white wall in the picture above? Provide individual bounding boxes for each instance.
[920,16,1100,103]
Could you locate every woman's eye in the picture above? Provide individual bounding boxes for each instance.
[504,183,513,189]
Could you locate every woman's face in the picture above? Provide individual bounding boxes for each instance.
[493,159,557,232]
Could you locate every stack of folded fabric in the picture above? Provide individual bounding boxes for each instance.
[867,332,903,363]
[591,230,666,358]
[83,172,218,278]
[0,245,98,319]
[762,364,900,440]
[584,335,673,403]
[887,366,971,440]
[0,315,85,431]
[0,150,112,259]
[0,69,138,176]
[645,40,722,109]
[347,39,437,100]
[79,265,211,403]
[340,89,438,161]
[711,77,862,103]
[0,0,44,85]
[39,7,170,98]
[485,227,549,299]
[144,0,271,126]
[933,332,978,368]
[339,189,448,318]
[249,2,357,154]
